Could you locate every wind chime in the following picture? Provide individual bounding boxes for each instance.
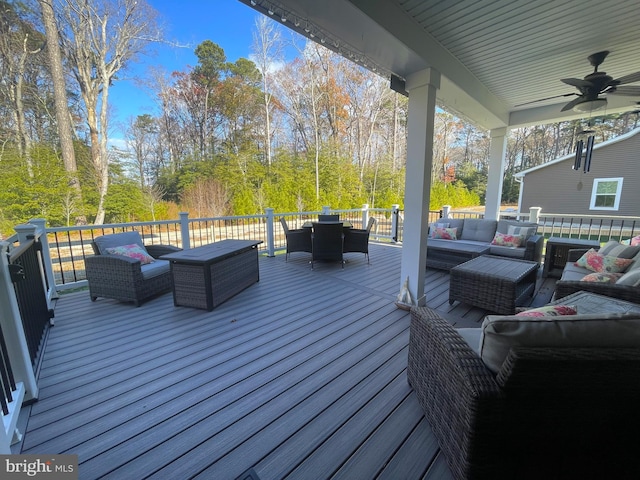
[573,134,595,173]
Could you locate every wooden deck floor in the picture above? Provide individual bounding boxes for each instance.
[16,243,555,479]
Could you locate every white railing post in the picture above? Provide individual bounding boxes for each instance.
[0,242,38,402]
[322,205,331,215]
[442,205,451,219]
[391,204,400,243]
[361,204,369,229]
[529,206,542,224]
[179,212,190,249]
[29,218,59,302]
[265,208,275,257]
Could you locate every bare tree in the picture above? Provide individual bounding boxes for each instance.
[56,0,161,224]
[39,0,85,222]
[251,16,283,168]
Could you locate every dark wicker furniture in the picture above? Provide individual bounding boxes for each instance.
[318,214,340,222]
[426,241,489,270]
[542,236,600,278]
[554,248,640,303]
[311,222,344,268]
[280,217,312,261]
[86,232,181,306]
[160,239,262,311]
[449,255,539,314]
[407,306,640,480]
[343,217,376,263]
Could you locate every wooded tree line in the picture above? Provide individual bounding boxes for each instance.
[1,0,638,236]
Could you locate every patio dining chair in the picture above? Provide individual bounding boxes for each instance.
[311,222,344,269]
[280,217,312,261]
[318,214,340,222]
[343,217,376,263]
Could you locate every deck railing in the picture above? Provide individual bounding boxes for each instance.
[6,205,640,300]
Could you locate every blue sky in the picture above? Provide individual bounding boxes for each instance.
[109,0,267,140]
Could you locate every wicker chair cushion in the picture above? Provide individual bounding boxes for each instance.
[575,249,633,273]
[617,268,640,286]
[94,231,145,255]
[141,260,170,279]
[479,312,640,373]
[598,240,640,258]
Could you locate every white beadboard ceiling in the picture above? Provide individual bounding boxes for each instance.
[239,0,640,130]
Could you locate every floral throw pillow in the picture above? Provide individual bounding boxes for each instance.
[631,235,640,247]
[575,249,633,273]
[516,304,578,317]
[105,244,155,265]
[491,232,523,247]
[580,272,623,283]
[432,227,457,240]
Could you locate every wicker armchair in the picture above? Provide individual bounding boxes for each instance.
[311,222,344,268]
[407,306,640,480]
[343,217,376,263]
[554,248,640,303]
[85,231,181,306]
[280,217,312,261]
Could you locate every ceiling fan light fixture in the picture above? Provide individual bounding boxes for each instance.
[573,98,607,113]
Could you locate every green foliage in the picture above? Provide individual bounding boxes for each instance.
[429,181,480,210]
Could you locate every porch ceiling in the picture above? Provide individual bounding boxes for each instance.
[239,0,640,130]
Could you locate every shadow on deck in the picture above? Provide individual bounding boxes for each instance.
[16,243,555,479]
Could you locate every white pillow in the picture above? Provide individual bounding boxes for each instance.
[479,313,640,373]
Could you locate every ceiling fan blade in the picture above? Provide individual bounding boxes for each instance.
[514,92,576,107]
[607,85,640,96]
[561,96,586,112]
[561,77,594,88]
[613,71,640,85]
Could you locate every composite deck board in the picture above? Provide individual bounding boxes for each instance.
[18,243,554,479]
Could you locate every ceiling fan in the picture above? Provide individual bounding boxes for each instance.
[517,51,640,112]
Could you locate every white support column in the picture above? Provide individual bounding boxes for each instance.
[399,68,440,307]
[361,204,369,229]
[484,127,508,220]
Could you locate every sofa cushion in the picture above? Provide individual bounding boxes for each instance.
[488,245,527,259]
[580,272,623,283]
[515,304,578,317]
[507,224,537,242]
[598,241,640,259]
[446,218,465,237]
[94,231,145,255]
[616,268,640,287]
[497,220,538,235]
[460,219,497,242]
[575,249,633,273]
[432,227,457,240]
[491,232,523,247]
[479,312,640,373]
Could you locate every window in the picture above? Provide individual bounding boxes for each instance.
[590,178,623,211]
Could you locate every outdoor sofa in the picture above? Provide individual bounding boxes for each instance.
[554,240,640,303]
[426,218,543,270]
[407,301,640,480]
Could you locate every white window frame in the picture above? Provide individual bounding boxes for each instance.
[589,177,623,211]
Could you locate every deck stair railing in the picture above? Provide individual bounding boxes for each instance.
[0,232,40,453]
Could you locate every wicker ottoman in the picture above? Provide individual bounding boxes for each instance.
[449,255,539,314]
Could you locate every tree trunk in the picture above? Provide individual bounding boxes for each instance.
[39,0,86,224]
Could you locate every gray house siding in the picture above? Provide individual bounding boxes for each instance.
[519,129,640,216]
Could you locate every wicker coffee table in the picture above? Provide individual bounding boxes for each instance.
[449,255,539,314]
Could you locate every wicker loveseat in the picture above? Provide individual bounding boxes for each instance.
[85,231,181,306]
[426,218,544,270]
[554,241,640,303]
[407,305,640,480]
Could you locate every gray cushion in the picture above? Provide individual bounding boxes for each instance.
[446,218,465,237]
[457,327,482,355]
[497,220,538,235]
[460,219,497,242]
[598,241,640,259]
[141,259,170,279]
[94,231,145,255]
[479,312,640,373]
[489,245,526,258]
[560,262,592,281]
